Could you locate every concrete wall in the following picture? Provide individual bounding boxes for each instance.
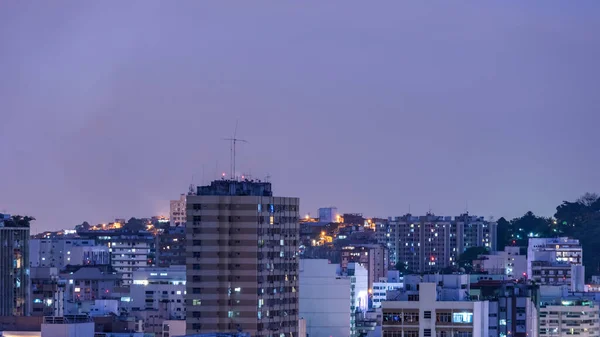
[299,259,351,337]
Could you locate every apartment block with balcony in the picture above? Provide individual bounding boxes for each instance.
[538,299,599,337]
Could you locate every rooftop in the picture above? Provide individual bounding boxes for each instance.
[196,179,272,196]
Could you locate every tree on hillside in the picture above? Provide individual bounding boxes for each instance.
[496,217,510,251]
[124,217,146,232]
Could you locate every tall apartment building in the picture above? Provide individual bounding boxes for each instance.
[186,179,300,336]
[0,219,30,316]
[527,238,583,286]
[387,214,497,273]
[170,194,187,227]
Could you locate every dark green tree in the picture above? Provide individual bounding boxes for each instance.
[458,246,489,273]
[124,217,146,232]
[554,193,600,278]
[496,217,510,251]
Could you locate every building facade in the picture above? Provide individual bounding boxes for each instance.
[0,224,30,316]
[185,179,300,336]
[170,194,187,227]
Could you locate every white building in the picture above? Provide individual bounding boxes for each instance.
[528,238,582,277]
[127,266,186,320]
[528,238,583,286]
[169,194,186,227]
[30,239,109,269]
[382,282,489,337]
[373,272,404,309]
[299,259,368,337]
[539,299,599,337]
[473,246,527,279]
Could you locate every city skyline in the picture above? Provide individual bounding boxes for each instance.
[2,1,600,232]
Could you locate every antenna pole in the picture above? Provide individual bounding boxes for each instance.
[223,121,248,181]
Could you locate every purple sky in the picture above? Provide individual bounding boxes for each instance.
[1,2,599,233]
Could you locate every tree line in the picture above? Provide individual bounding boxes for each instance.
[497,192,600,278]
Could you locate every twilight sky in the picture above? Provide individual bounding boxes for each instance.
[1,2,599,233]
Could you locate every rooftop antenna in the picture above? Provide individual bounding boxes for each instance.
[189,175,195,195]
[265,173,271,183]
[223,120,248,180]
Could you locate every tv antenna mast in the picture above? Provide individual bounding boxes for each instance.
[223,121,248,180]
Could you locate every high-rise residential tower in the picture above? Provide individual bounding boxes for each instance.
[186,179,300,336]
[0,214,30,316]
[385,213,497,273]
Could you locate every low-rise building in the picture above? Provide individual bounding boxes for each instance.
[60,266,122,315]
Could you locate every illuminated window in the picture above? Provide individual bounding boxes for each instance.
[234,287,241,293]
[74,288,81,292]
[453,312,473,324]
[192,299,201,306]
[270,216,274,225]
[176,291,182,295]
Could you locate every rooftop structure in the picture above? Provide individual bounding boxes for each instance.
[195,179,272,196]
